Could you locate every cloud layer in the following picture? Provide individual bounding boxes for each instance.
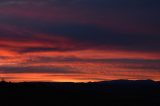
[0,0,160,82]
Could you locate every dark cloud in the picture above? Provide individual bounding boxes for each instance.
[26,56,160,63]
[22,56,160,71]
[0,16,160,53]
[18,47,77,53]
[0,0,159,53]
[1,0,160,7]
[0,66,78,74]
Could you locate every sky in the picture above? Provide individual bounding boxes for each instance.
[0,0,160,82]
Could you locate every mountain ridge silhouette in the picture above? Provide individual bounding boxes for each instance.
[0,80,160,106]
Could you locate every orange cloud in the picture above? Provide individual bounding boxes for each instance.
[0,0,160,82]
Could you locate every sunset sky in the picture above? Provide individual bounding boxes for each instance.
[0,0,160,82]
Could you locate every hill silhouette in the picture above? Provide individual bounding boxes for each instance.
[0,80,160,106]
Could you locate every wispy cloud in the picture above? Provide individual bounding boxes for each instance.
[0,0,159,82]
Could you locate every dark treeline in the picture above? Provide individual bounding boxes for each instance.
[0,80,160,106]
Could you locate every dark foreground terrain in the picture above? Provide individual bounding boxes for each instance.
[0,80,160,106]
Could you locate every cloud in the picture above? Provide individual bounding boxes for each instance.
[0,65,78,74]
[0,0,159,82]
[1,0,159,6]
[0,18,160,53]
[24,56,160,64]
